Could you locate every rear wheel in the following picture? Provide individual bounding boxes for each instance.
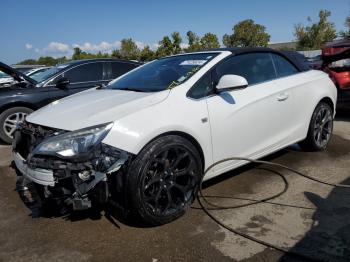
[299,102,333,151]
[0,107,33,144]
[127,135,202,226]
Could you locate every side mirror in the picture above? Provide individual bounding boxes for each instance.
[216,74,248,92]
[55,77,70,89]
[95,83,106,89]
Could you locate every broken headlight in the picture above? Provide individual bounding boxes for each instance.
[33,123,113,158]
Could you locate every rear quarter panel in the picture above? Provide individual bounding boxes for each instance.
[290,70,337,141]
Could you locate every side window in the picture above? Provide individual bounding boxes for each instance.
[188,73,212,99]
[64,63,103,83]
[110,62,137,79]
[214,53,276,86]
[49,74,63,85]
[271,54,299,77]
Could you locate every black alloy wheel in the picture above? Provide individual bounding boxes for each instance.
[127,135,202,225]
[299,102,333,151]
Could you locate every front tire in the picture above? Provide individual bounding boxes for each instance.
[126,135,202,226]
[299,102,333,151]
[0,107,33,144]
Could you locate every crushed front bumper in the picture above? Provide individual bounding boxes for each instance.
[13,152,55,186]
[12,121,131,212]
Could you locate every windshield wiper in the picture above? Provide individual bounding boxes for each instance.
[117,87,144,92]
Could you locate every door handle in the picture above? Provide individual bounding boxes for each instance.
[277,93,289,101]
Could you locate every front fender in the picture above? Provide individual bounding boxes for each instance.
[102,90,213,169]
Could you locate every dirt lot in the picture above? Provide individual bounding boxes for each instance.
[0,113,350,262]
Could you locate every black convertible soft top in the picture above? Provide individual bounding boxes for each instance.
[207,47,311,72]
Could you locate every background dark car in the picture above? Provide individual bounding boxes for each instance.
[0,58,140,143]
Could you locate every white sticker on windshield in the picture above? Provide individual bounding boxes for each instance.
[177,76,187,82]
[180,60,207,66]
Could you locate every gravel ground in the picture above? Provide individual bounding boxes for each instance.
[0,114,349,262]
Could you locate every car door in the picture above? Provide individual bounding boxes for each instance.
[20,85,52,108]
[47,62,104,101]
[205,52,295,177]
[63,62,104,95]
[270,53,305,142]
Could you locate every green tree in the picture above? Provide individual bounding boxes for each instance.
[18,59,39,65]
[18,56,68,66]
[95,51,109,58]
[294,10,337,50]
[339,16,350,38]
[156,36,174,57]
[139,45,155,61]
[118,38,140,60]
[38,56,63,65]
[72,47,83,60]
[200,33,220,49]
[223,19,270,47]
[185,31,201,52]
[171,31,182,54]
[111,49,122,59]
[156,31,184,57]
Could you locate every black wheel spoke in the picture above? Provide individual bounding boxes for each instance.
[160,150,169,161]
[171,151,189,169]
[152,187,164,213]
[313,106,333,147]
[164,189,174,210]
[173,183,187,194]
[144,177,160,189]
[141,145,199,217]
[173,183,191,202]
[323,127,331,134]
[174,167,195,178]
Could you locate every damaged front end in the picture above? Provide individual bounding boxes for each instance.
[12,121,131,214]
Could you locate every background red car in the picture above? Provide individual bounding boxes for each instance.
[322,39,350,109]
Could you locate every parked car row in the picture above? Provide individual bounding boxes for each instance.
[10,48,336,225]
[0,59,140,143]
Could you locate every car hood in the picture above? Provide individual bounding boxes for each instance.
[27,88,170,131]
[0,61,37,85]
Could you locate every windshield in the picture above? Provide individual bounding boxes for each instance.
[33,64,70,83]
[107,53,219,92]
[27,68,50,81]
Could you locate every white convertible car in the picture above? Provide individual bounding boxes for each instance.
[12,48,336,225]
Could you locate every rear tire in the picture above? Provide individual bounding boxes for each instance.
[299,102,333,151]
[0,107,33,144]
[126,135,202,226]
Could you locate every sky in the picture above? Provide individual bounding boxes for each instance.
[1,0,349,64]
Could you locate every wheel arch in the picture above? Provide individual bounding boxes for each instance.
[319,96,335,114]
[306,96,335,130]
[140,131,206,171]
[0,102,37,114]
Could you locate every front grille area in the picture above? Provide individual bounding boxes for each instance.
[12,122,130,212]
[13,121,64,159]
